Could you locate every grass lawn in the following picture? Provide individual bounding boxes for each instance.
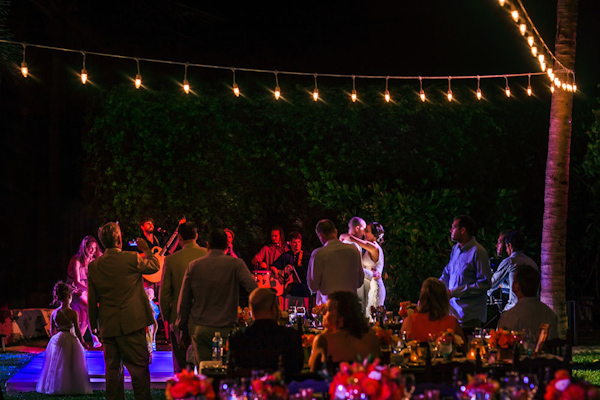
[572,350,600,386]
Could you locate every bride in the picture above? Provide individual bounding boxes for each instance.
[340,222,385,320]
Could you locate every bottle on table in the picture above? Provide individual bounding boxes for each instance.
[212,331,223,362]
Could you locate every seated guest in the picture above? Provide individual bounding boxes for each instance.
[497,265,559,340]
[401,278,464,342]
[309,291,380,371]
[228,288,303,378]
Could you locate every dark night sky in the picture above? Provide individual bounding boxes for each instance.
[1,0,599,307]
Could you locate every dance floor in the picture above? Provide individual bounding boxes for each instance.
[6,350,174,392]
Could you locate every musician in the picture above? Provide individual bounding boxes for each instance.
[271,231,311,308]
[251,226,288,271]
[137,217,179,255]
[224,228,241,258]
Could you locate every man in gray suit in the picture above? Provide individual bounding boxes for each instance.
[160,221,207,372]
[177,229,258,365]
[308,219,364,305]
[88,222,160,400]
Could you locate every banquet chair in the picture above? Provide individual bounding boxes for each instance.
[543,335,572,365]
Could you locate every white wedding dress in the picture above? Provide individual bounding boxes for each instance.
[362,242,386,321]
[36,309,92,395]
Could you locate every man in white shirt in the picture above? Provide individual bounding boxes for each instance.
[497,264,559,340]
[307,219,364,305]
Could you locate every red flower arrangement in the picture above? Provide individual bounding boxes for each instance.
[329,359,405,400]
[302,333,316,348]
[459,373,500,399]
[238,306,252,326]
[435,329,464,347]
[165,369,216,400]
[373,324,399,347]
[398,301,417,318]
[544,370,599,400]
[489,328,518,349]
[250,371,289,400]
[312,304,327,316]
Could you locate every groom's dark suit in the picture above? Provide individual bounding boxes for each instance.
[88,247,160,400]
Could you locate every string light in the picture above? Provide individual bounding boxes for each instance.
[21,43,28,78]
[231,68,240,97]
[498,0,506,6]
[476,76,482,100]
[274,71,281,100]
[531,46,538,57]
[511,10,519,22]
[183,63,190,94]
[554,77,561,87]
[134,58,142,89]
[351,75,357,102]
[80,51,88,84]
[527,36,534,47]
[519,24,527,35]
[504,76,511,97]
[547,68,554,80]
[384,76,390,102]
[0,38,556,102]
[550,84,555,93]
[572,73,577,92]
[527,74,532,96]
[419,77,426,102]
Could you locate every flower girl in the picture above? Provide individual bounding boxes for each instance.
[36,281,93,394]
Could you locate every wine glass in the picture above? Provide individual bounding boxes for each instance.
[439,339,452,360]
[428,333,439,358]
[402,373,416,400]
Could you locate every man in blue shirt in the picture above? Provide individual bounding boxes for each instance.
[440,215,492,328]
[487,230,539,312]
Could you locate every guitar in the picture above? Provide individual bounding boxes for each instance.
[143,217,186,283]
[271,250,303,297]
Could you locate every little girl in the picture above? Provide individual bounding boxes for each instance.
[36,281,93,395]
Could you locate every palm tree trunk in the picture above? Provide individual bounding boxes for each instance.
[541,0,578,339]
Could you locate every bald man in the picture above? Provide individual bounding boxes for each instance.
[227,288,303,379]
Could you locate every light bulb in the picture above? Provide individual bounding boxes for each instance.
[505,86,511,97]
[21,62,28,78]
[573,84,577,92]
[527,86,532,96]
[567,84,573,91]
[183,79,190,94]
[519,24,526,35]
[550,84,555,93]
[351,89,357,102]
[540,61,546,71]
[498,0,505,6]
[384,90,390,102]
[562,83,567,90]
[135,73,142,89]
[527,36,534,47]
[447,90,453,102]
[554,77,560,86]
[81,69,88,84]
[476,88,482,100]
[511,10,519,22]
[538,55,545,64]
[274,86,281,100]
[233,83,240,97]
[531,46,538,57]
[420,89,426,102]
[313,88,319,101]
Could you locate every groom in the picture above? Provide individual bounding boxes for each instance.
[88,222,160,400]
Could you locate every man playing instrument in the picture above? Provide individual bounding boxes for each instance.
[251,226,288,271]
[272,231,312,308]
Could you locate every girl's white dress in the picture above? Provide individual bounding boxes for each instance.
[36,309,93,395]
[362,242,386,320]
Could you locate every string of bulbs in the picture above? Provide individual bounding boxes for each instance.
[1,0,576,103]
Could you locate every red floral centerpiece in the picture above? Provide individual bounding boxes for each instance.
[398,301,417,319]
[250,371,289,400]
[312,304,327,326]
[330,359,405,400]
[238,306,252,326]
[458,373,499,399]
[165,369,216,400]
[489,328,519,360]
[545,370,599,400]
